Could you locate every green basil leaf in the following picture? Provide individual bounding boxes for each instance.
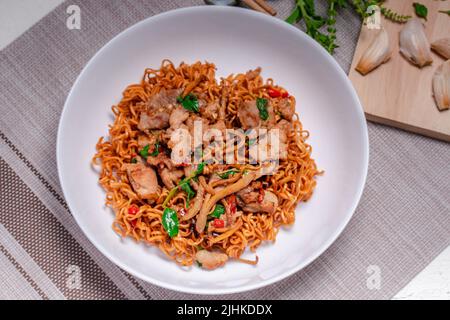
[139,145,150,160]
[131,158,137,164]
[195,162,205,175]
[177,94,199,113]
[217,169,239,179]
[439,10,450,16]
[209,204,225,219]
[256,98,269,121]
[180,181,195,207]
[413,2,428,20]
[162,208,179,238]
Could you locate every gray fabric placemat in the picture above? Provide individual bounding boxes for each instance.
[0,0,449,300]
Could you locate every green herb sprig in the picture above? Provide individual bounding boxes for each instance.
[380,5,411,23]
[286,0,417,53]
[286,0,337,54]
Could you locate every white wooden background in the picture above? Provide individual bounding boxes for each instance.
[1,0,449,300]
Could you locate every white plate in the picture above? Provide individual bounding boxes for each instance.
[57,6,368,295]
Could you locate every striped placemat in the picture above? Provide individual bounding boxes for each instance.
[0,0,449,299]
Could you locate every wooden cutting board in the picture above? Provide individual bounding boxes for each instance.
[348,0,450,141]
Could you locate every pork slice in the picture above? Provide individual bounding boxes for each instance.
[274,119,293,160]
[169,107,189,128]
[237,100,260,129]
[158,167,184,189]
[238,189,279,214]
[195,250,228,270]
[138,88,184,131]
[147,152,174,170]
[137,134,157,149]
[245,67,261,81]
[277,98,295,120]
[236,186,260,204]
[148,88,183,110]
[123,163,159,199]
[200,101,220,121]
[138,112,170,130]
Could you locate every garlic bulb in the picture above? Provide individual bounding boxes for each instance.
[355,28,391,75]
[399,19,433,68]
[432,60,450,111]
[431,38,450,60]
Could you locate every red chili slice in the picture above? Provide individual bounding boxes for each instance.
[258,188,265,203]
[128,205,139,215]
[213,219,225,228]
[281,91,289,98]
[268,87,281,98]
[228,194,237,214]
[128,205,139,228]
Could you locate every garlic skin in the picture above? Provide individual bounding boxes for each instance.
[356,28,391,75]
[431,38,450,60]
[399,19,433,68]
[432,60,450,111]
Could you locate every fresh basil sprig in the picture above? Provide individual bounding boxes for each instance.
[286,0,345,54]
[162,208,179,238]
[286,1,417,54]
[177,94,199,113]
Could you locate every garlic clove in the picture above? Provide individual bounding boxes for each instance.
[432,60,450,111]
[399,18,433,68]
[431,38,450,60]
[356,28,391,75]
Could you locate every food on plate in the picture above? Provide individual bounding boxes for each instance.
[93,60,319,269]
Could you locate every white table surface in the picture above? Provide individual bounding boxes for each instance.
[1,0,449,300]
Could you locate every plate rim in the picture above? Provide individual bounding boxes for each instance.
[57,5,369,295]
